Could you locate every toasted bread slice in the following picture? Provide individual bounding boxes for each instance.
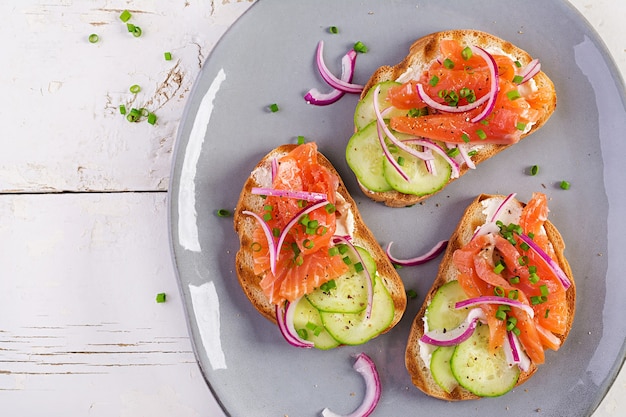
[405,193,575,400]
[356,30,557,207]
[234,144,406,334]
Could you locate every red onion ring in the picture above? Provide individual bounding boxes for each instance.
[321,353,381,417]
[270,158,278,182]
[275,301,314,348]
[251,187,327,202]
[372,85,434,162]
[385,240,448,266]
[504,330,531,371]
[519,58,541,84]
[420,308,486,346]
[305,48,358,105]
[275,199,330,263]
[315,40,364,94]
[455,295,535,319]
[332,235,374,320]
[489,193,517,223]
[455,143,476,169]
[517,233,572,289]
[416,82,490,114]
[242,210,278,275]
[376,118,409,182]
[469,46,499,123]
[403,138,460,179]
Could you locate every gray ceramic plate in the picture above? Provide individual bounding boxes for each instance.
[169,1,626,416]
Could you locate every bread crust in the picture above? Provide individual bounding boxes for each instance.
[405,194,576,400]
[233,144,407,334]
[358,30,557,207]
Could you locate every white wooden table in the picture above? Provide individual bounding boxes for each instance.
[1,1,623,416]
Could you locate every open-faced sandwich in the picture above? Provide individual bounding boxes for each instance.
[234,142,407,349]
[405,193,575,399]
[346,30,557,207]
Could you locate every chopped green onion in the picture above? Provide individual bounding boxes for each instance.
[494,286,505,297]
[342,256,352,265]
[495,308,508,321]
[269,103,279,112]
[250,242,262,252]
[512,326,521,336]
[506,316,518,331]
[407,289,418,299]
[354,262,364,273]
[408,107,429,117]
[507,89,521,101]
[325,203,336,214]
[443,58,455,69]
[272,227,280,237]
[531,295,547,305]
[520,242,530,251]
[508,289,519,300]
[476,129,487,140]
[493,263,505,274]
[530,164,539,175]
[316,225,328,236]
[461,133,470,143]
[528,232,535,239]
[126,23,136,32]
[156,292,166,303]
[446,147,460,158]
[353,41,368,53]
[397,156,405,166]
[297,135,305,145]
[467,150,478,156]
[429,75,439,87]
[263,212,272,221]
[130,84,141,94]
[120,10,132,22]
[264,204,273,211]
[514,60,522,68]
[540,284,550,297]
[303,239,314,249]
[132,26,142,37]
[294,255,304,266]
[216,208,231,217]
[461,46,473,60]
[560,180,571,190]
[320,280,336,292]
[329,26,339,34]
[509,276,520,285]
[528,265,537,274]
[518,255,528,266]
[512,75,524,84]
[529,272,540,284]
[328,247,339,257]
[147,112,157,125]
[459,87,476,103]
[88,33,99,43]
[119,104,127,115]
[544,309,550,318]
[338,244,349,255]
[164,52,172,61]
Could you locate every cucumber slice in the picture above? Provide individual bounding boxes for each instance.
[425,280,469,331]
[346,121,393,192]
[354,81,406,131]
[430,346,458,393]
[451,323,520,397]
[306,247,376,314]
[383,142,452,196]
[291,297,340,350]
[320,275,394,345]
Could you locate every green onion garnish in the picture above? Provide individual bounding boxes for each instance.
[406,289,418,299]
[494,286,505,297]
[476,129,487,140]
[342,256,352,265]
[132,26,142,37]
[297,135,305,145]
[443,58,455,69]
[529,272,540,284]
[508,289,519,300]
[325,203,336,214]
[147,112,157,125]
[461,46,473,60]
[512,75,524,84]
[127,23,136,32]
[514,60,522,68]
[250,242,262,252]
[461,133,470,143]
[560,180,571,190]
[338,244,349,255]
[512,326,521,336]
[328,247,339,257]
[120,10,132,22]
[520,242,530,251]
[507,90,521,101]
[509,276,520,284]
[269,103,279,112]
[544,309,550,318]
[320,280,336,292]
[272,227,280,237]
[216,209,231,217]
[164,52,172,61]
[493,263,505,274]
[429,75,439,87]
[354,262,364,273]
[88,33,99,43]
[446,147,460,158]
[156,292,166,303]
[263,212,272,221]
[119,104,127,115]
[329,26,339,34]
[130,84,141,94]
[408,107,429,117]
[397,156,405,166]
[506,316,518,331]
[540,284,550,297]
[297,328,308,340]
[353,41,368,53]
[303,239,314,249]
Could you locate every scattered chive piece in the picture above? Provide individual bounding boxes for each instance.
[338,244,349,255]
[127,23,136,32]
[130,84,141,94]
[164,51,172,61]
[120,10,132,22]
[408,107,429,117]
[269,103,279,112]
[560,180,571,190]
[216,209,231,217]
[88,33,99,43]
[320,280,336,292]
[446,147,460,158]
[263,212,272,221]
[545,309,551,318]
[119,104,127,115]
[509,276,520,284]
[461,133,470,143]
[443,58,455,69]
[529,273,540,284]
[325,203,336,214]
[514,60,522,68]
[147,112,157,125]
[516,121,527,131]
[328,247,339,257]
[329,26,339,34]
[353,41,368,53]
[507,89,521,100]
[297,135,305,145]
[493,263,505,274]
[540,284,550,297]
[508,289,519,300]
[407,289,418,299]
[467,150,477,156]
[264,204,273,211]
[297,328,308,340]
[475,129,487,140]
[303,239,314,249]
[513,75,524,84]
[132,26,142,37]
[272,227,280,237]
[156,292,166,303]
[495,308,507,321]
[494,286,505,297]
[354,262,364,273]
[512,327,521,336]
[397,156,405,166]
[342,256,352,265]
[429,75,439,87]
[462,46,473,60]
